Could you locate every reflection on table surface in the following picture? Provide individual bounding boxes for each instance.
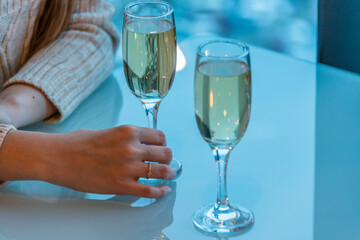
[0,35,359,239]
[0,181,176,240]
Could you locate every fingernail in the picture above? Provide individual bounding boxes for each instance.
[164,186,172,194]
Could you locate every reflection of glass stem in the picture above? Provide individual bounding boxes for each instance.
[217,237,229,240]
[143,101,160,129]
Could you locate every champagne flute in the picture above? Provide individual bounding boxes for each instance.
[122,1,182,183]
[193,40,254,234]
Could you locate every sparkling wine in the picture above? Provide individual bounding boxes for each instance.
[123,20,176,101]
[195,60,251,146]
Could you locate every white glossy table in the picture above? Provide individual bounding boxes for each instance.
[0,35,359,240]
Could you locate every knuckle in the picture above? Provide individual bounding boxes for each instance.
[164,147,172,162]
[145,147,154,158]
[157,131,166,143]
[158,165,170,179]
[120,125,139,139]
[123,145,140,159]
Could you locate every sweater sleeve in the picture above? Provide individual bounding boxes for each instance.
[0,124,16,187]
[2,0,120,122]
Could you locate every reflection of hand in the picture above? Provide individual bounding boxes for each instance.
[109,182,177,239]
[0,182,177,240]
[0,126,176,198]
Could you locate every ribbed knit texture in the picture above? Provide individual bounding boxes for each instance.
[0,124,15,150]
[0,124,16,187]
[0,0,120,122]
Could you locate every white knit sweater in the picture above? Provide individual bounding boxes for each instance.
[0,0,120,122]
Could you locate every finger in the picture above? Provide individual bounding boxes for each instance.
[141,145,172,164]
[138,127,166,145]
[138,163,176,180]
[127,183,172,198]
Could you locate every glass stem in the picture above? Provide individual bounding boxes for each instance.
[142,101,160,129]
[212,147,231,209]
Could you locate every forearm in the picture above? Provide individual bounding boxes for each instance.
[0,83,58,182]
[0,84,57,128]
[0,130,56,182]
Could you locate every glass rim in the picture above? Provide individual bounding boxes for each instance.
[124,1,174,19]
[197,39,250,59]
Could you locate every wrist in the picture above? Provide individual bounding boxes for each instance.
[0,130,56,182]
[38,131,85,187]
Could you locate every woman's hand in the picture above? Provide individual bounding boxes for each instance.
[0,126,175,198]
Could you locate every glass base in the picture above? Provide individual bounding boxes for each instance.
[138,157,182,186]
[193,203,254,234]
